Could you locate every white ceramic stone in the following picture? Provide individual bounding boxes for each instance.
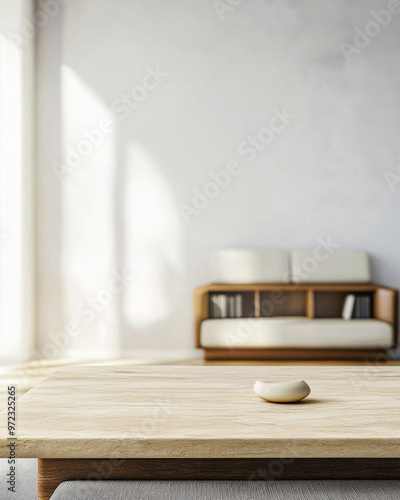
[253,380,311,403]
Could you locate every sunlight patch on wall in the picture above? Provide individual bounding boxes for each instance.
[0,34,24,360]
[60,65,120,356]
[123,142,184,328]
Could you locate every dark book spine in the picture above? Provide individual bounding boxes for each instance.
[354,296,361,319]
[365,296,371,318]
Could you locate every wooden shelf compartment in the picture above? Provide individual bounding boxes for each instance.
[313,291,374,319]
[259,291,308,317]
[208,291,255,319]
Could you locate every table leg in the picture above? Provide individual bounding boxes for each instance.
[38,458,400,500]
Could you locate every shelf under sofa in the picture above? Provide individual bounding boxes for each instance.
[203,347,390,361]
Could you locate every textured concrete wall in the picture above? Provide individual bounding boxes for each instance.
[36,0,400,355]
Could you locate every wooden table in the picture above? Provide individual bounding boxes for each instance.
[1,365,400,499]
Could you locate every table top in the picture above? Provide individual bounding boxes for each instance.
[1,365,400,459]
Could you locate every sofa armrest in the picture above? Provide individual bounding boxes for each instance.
[374,288,398,347]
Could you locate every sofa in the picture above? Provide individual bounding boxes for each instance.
[195,249,397,360]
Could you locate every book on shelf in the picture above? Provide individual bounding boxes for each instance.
[361,296,366,318]
[210,294,227,318]
[219,294,228,318]
[342,294,355,321]
[227,296,235,318]
[210,293,243,319]
[210,295,221,318]
[346,294,372,320]
[235,294,243,318]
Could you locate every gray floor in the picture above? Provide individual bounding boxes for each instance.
[1,459,400,499]
[0,459,38,500]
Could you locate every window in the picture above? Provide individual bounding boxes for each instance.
[0,0,34,362]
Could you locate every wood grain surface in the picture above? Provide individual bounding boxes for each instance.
[1,365,400,459]
[204,348,388,361]
[38,458,400,500]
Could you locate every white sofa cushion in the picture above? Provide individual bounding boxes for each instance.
[200,318,392,349]
[211,249,290,284]
[291,251,371,284]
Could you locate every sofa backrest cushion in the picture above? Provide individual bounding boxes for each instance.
[211,249,290,284]
[290,250,371,283]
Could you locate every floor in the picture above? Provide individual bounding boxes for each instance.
[2,461,400,500]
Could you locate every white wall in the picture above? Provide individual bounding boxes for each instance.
[36,0,400,356]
